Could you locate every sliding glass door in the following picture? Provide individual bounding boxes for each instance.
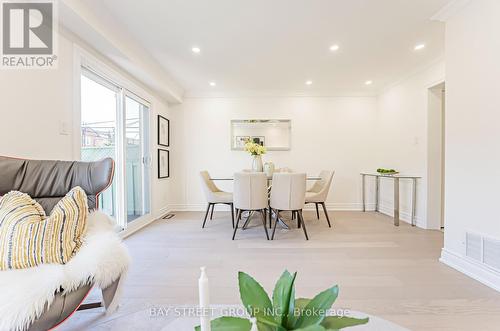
[80,71,119,218]
[80,67,151,229]
[125,95,151,223]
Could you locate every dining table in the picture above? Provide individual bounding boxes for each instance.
[210,175,321,181]
[210,174,322,229]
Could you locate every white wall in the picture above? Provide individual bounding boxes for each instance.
[376,61,445,228]
[427,84,445,230]
[0,32,74,160]
[171,96,379,211]
[0,27,178,228]
[440,0,500,290]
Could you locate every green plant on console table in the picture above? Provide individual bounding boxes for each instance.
[376,168,397,174]
[195,270,369,331]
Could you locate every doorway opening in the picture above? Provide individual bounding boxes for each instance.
[427,82,446,230]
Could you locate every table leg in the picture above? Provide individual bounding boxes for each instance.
[242,211,253,229]
[277,218,290,229]
[394,178,400,226]
[411,178,417,227]
[268,208,289,229]
[362,174,366,212]
[375,176,380,212]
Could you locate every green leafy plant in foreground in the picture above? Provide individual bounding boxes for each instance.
[195,270,368,331]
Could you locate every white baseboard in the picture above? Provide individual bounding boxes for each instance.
[169,203,210,211]
[120,205,172,239]
[440,248,500,292]
[169,203,371,212]
[376,203,426,228]
[168,203,430,228]
[304,202,369,211]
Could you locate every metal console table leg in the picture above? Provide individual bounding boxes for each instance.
[362,174,366,212]
[393,177,400,226]
[411,178,417,226]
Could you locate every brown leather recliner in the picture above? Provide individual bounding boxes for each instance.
[0,156,120,331]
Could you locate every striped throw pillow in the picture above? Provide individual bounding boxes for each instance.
[0,187,88,270]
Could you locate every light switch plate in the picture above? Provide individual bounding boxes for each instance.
[59,120,70,135]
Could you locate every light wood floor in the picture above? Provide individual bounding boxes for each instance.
[60,211,500,331]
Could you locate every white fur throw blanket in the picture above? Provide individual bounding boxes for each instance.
[0,211,130,331]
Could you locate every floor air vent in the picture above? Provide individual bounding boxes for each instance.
[466,232,500,271]
[484,237,500,270]
[162,213,175,220]
[466,232,482,261]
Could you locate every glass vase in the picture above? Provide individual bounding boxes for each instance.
[252,155,263,172]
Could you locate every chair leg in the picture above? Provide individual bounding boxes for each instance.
[264,209,269,229]
[298,210,309,240]
[259,209,270,240]
[230,203,235,228]
[210,204,215,220]
[202,203,211,228]
[315,203,320,219]
[297,211,301,228]
[232,209,242,240]
[102,276,121,311]
[271,210,280,240]
[321,202,332,228]
[269,207,272,229]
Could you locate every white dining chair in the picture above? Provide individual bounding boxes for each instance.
[305,170,335,227]
[275,167,293,173]
[232,172,269,240]
[270,173,308,240]
[200,171,234,228]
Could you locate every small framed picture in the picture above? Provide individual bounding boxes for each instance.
[234,136,250,149]
[158,149,170,179]
[251,136,265,146]
[158,115,170,147]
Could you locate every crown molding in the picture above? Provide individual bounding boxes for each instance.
[431,0,472,22]
[59,0,184,104]
[378,56,445,95]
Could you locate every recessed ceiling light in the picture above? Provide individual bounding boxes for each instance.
[209,81,216,87]
[365,80,373,85]
[305,80,313,85]
[191,46,201,53]
[414,44,425,51]
[329,44,340,52]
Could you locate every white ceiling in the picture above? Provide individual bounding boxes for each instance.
[85,0,452,96]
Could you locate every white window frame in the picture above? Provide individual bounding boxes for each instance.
[73,45,153,229]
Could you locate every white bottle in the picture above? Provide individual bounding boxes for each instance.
[250,317,259,331]
[198,267,211,331]
[264,162,275,177]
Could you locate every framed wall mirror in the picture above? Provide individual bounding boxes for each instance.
[231,119,291,151]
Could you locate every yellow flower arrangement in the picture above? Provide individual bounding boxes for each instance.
[244,140,267,156]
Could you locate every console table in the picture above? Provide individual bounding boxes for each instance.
[361,173,421,226]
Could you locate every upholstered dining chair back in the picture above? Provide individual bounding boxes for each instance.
[270,173,306,211]
[308,170,335,201]
[200,170,222,203]
[233,172,268,210]
[0,156,114,212]
[275,167,293,173]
